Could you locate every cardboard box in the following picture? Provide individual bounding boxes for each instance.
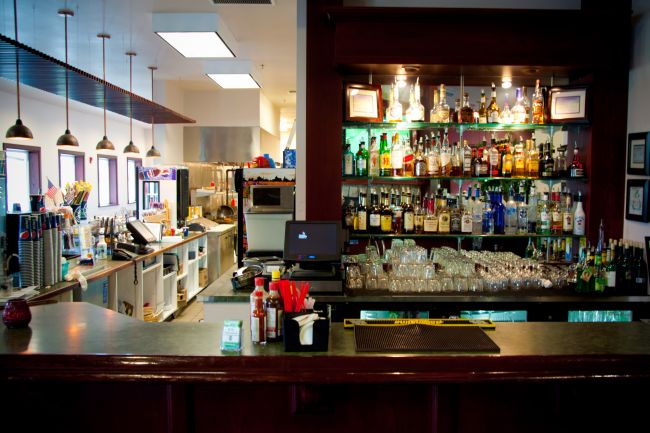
[199,267,209,288]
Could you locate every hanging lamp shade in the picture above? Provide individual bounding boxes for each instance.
[123,51,139,154]
[6,119,33,140]
[56,8,78,146]
[6,0,32,140]
[96,33,114,150]
[145,65,161,158]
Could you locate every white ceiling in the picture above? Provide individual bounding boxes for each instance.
[0,0,296,109]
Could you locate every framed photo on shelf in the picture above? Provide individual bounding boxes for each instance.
[345,83,383,123]
[627,132,650,176]
[548,86,589,123]
[626,179,650,222]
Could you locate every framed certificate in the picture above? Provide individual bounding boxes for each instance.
[345,83,383,123]
[548,86,589,123]
[626,179,649,222]
[627,132,650,176]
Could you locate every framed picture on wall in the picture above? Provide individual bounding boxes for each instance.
[626,179,650,222]
[548,86,589,123]
[345,83,383,123]
[627,132,650,175]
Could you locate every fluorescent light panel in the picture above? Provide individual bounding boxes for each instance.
[207,74,260,89]
[156,32,234,58]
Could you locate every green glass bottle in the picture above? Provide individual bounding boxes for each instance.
[356,141,369,177]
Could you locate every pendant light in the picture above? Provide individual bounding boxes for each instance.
[56,8,78,147]
[123,51,140,154]
[5,0,33,140]
[96,33,114,150]
[145,66,161,158]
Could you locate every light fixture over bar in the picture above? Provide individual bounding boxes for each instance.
[153,13,237,58]
[204,59,261,89]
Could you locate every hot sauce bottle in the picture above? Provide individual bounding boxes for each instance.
[251,289,266,345]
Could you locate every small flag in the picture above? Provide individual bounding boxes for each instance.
[45,178,59,200]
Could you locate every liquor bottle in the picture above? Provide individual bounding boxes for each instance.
[487,134,500,177]
[478,89,488,124]
[481,193,494,234]
[368,136,380,177]
[368,189,381,233]
[562,191,574,234]
[512,87,527,124]
[450,142,462,177]
[551,192,563,235]
[414,200,425,234]
[501,143,513,177]
[538,192,551,235]
[528,184,538,234]
[342,200,355,230]
[343,141,354,176]
[453,98,461,123]
[449,196,461,233]
[406,79,425,121]
[414,139,427,177]
[437,196,451,233]
[356,141,369,177]
[251,289,266,345]
[505,189,517,235]
[402,139,415,177]
[472,187,483,235]
[499,93,513,124]
[633,242,648,294]
[573,191,586,235]
[460,92,474,123]
[380,190,393,233]
[531,79,545,124]
[379,133,392,176]
[527,139,540,178]
[265,283,283,342]
[403,194,415,234]
[479,147,489,177]
[487,82,500,123]
[472,148,482,177]
[426,135,440,176]
[594,220,606,293]
[436,84,450,123]
[492,189,506,235]
[430,86,440,123]
[541,143,555,178]
[440,130,451,176]
[386,82,403,122]
[423,203,438,233]
[521,86,531,123]
[392,189,403,234]
[390,134,403,176]
[517,193,529,234]
[569,143,585,177]
[462,139,473,177]
[605,240,618,293]
[621,242,634,293]
[513,137,526,177]
[461,196,473,234]
[357,191,367,233]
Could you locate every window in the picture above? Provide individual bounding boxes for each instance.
[127,158,142,204]
[59,150,85,189]
[97,155,118,207]
[4,144,41,213]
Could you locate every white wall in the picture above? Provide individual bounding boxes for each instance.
[182,89,260,127]
[624,2,650,242]
[155,80,186,166]
[0,79,150,218]
[259,92,281,162]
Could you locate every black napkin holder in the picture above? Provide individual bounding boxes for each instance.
[283,311,329,352]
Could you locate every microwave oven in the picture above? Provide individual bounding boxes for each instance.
[247,185,295,213]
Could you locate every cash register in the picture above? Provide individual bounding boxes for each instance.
[283,220,343,293]
[112,220,155,260]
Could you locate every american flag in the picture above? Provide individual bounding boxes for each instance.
[45,178,59,200]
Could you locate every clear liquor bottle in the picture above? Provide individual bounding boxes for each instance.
[537,192,551,235]
[527,184,538,233]
[521,86,531,123]
[450,142,462,177]
[390,133,403,176]
[343,141,354,176]
[406,80,425,122]
[437,196,451,233]
[439,130,452,176]
[505,188,518,235]
[512,87,527,124]
[430,86,440,123]
[426,135,440,176]
[562,191,574,234]
[461,196,473,234]
[472,148,482,177]
[499,93,513,124]
[368,136,380,177]
[487,82,500,123]
[356,191,367,233]
[386,82,403,122]
[550,192,563,235]
[436,84,450,123]
[414,139,427,177]
[462,139,473,177]
[423,203,439,233]
[531,79,545,124]
[478,89,488,124]
[472,186,483,235]
[517,193,529,234]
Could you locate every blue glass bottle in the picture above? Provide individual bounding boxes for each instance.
[492,190,506,235]
[482,194,494,234]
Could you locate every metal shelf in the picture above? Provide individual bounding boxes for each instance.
[349,233,583,239]
[342,175,587,183]
[343,121,589,130]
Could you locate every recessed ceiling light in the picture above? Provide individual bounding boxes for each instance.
[207,73,260,89]
[156,32,234,58]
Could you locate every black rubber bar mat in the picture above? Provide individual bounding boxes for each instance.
[354,324,500,353]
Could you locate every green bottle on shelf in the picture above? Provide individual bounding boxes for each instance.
[356,141,369,177]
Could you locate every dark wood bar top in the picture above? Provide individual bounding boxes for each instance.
[2,303,650,384]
